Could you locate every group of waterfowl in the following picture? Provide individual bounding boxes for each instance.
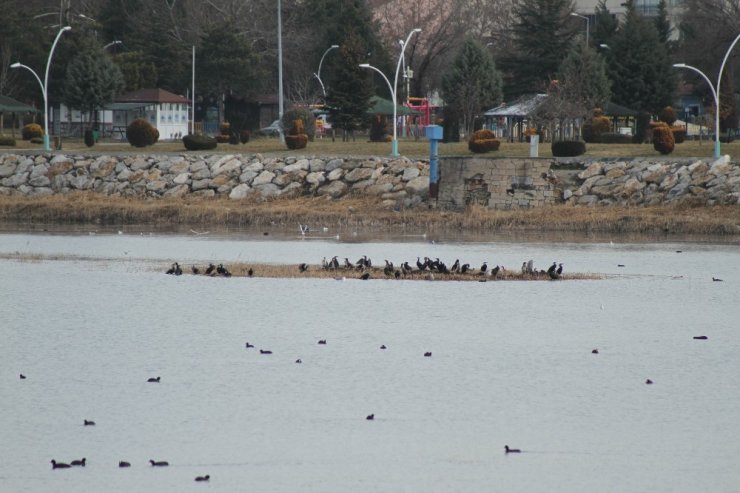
[41,377,209,481]
[166,262,234,277]
[316,255,565,281]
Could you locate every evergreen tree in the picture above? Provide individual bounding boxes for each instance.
[325,32,373,139]
[441,39,503,136]
[592,0,618,49]
[198,24,259,122]
[606,0,675,113]
[558,43,611,112]
[653,0,673,45]
[112,51,158,93]
[303,0,390,94]
[62,41,124,129]
[503,0,577,99]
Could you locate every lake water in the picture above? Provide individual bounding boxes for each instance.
[2,230,739,493]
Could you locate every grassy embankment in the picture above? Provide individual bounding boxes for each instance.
[1,193,738,237]
[1,137,739,236]
[5,135,740,159]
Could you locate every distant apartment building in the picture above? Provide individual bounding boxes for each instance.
[574,0,684,39]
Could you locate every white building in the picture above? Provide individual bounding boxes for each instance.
[574,0,685,40]
[109,88,191,140]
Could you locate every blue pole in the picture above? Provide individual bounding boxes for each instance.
[425,124,442,198]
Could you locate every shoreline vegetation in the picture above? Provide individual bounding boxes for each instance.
[0,193,739,237]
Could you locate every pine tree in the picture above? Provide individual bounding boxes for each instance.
[62,41,124,129]
[325,32,373,139]
[606,0,675,113]
[441,39,503,136]
[592,0,618,49]
[653,0,673,45]
[558,43,611,113]
[303,0,390,92]
[503,0,577,99]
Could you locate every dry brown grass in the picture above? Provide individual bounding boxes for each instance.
[7,135,740,159]
[1,193,738,236]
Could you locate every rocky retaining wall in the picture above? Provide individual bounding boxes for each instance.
[560,157,740,207]
[0,153,430,208]
[436,156,740,210]
[0,152,738,209]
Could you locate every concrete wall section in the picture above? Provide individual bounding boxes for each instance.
[437,157,560,210]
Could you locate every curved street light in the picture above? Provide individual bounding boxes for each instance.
[570,12,589,46]
[314,45,339,99]
[104,40,123,50]
[360,28,421,157]
[673,33,740,159]
[11,25,71,152]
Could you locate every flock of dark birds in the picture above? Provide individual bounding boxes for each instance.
[166,262,236,277]
[165,256,567,281]
[317,255,565,281]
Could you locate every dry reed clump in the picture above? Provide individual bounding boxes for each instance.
[0,193,739,236]
[174,262,604,282]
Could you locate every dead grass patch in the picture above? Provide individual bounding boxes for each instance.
[0,193,738,236]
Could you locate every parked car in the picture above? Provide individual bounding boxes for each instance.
[258,120,282,137]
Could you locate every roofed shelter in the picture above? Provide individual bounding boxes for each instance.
[601,101,639,135]
[0,95,39,138]
[106,89,190,140]
[484,94,548,142]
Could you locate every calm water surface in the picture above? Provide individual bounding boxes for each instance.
[1,231,739,493]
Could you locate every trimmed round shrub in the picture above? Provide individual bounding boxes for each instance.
[369,115,388,142]
[285,119,308,150]
[182,134,217,151]
[219,122,231,134]
[286,134,308,150]
[652,125,675,155]
[582,116,611,143]
[150,127,159,144]
[240,130,251,144]
[126,118,156,147]
[599,132,633,144]
[84,129,95,147]
[670,126,686,144]
[0,136,17,146]
[468,129,501,153]
[551,140,586,157]
[658,106,677,126]
[22,123,43,140]
[281,108,315,141]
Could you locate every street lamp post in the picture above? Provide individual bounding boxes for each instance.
[10,25,71,152]
[360,28,421,157]
[673,33,740,159]
[314,45,339,100]
[571,12,589,46]
[277,0,284,143]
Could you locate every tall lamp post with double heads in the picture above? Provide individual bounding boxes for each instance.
[360,28,421,157]
[11,25,71,152]
[570,12,589,46]
[315,45,339,100]
[673,33,740,159]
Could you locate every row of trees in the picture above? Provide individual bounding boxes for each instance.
[0,0,737,136]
